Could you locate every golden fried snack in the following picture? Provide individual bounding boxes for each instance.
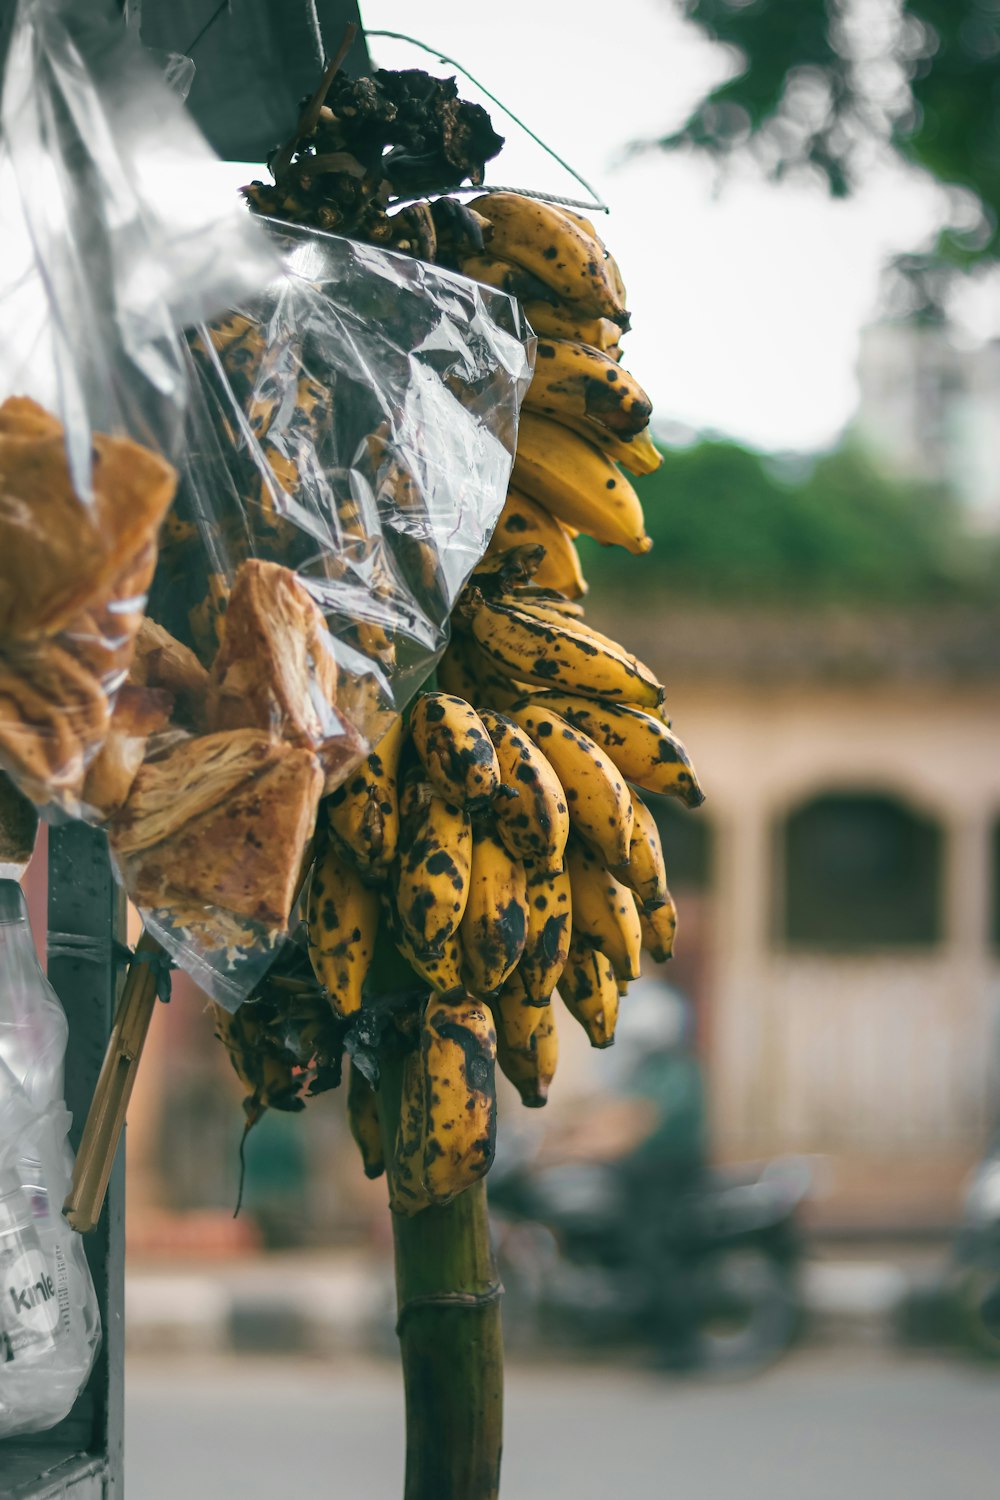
[207,559,359,788]
[130,618,209,728]
[0,641,111,800]
[115,740,322,932]
[82,684,174,820]
[0,396,177,638]
[109,728,284,857]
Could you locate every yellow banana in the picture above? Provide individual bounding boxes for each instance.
[395,781,472,955]
[507,702,633,867]
[465,640,534,711]
[485,489,587,600]
[409,692,501,812]
[557,209,630,318]
[460,827,529,994]
[558,934,620,1048]
[470,193,626,322]
[458,253,563,305]
[525,339,652,436]
[639,890,678,962]
[499,588,585,620]
[480,709,570,874]
[492,971,559,1107]
[550,413,663,477]
[307,839,380,1017]
[510,602,665,712]
[347,1061,384,1179]
[517,693,705,807]
[381,890,465,998]
[519,863,573,1003]
[512,412,650,554]
[390,1048,431,1216]
[463,593,663,709]
[522,301,622,353]
[473,539,545,591]
[421,994,497,1204]
[325,716,403,877]
[618,791,669,911]
[565,841,642,983]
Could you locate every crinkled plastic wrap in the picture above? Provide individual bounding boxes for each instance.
[0,0,275,814]
[123,222,532,1007]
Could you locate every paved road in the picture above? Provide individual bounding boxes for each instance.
[127,1349,1000,1499]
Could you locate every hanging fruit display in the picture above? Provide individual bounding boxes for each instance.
[220,56,705,1220]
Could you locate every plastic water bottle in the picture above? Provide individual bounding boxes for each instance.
[0,880,67,1111]
[0,1169,58,1364]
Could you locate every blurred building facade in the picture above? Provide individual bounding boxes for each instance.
[856,321,1000,530]
[603,601,1000,1232]
[22,600,1000,1242]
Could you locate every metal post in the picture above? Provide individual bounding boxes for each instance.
[0,824,125,1498]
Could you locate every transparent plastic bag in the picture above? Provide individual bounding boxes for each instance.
[112,222,532,1007]
[0,0,274,814]
[0,882,100,1437]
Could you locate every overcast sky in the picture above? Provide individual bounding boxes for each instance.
[362,0,948,453]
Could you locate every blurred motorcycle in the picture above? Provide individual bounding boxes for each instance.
[489,1134,810,1374]
[951,1133,1000,1359]
[490,981,810,1372]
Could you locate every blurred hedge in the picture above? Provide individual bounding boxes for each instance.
[579,438,999,606]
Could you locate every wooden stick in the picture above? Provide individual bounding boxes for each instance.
[271,23,359,185]
[64,931,165,1234]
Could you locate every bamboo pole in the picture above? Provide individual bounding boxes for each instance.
[64,931,165,1233]
[379,1049,504,1500]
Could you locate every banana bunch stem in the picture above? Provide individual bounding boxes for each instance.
[379,1050,504,1500]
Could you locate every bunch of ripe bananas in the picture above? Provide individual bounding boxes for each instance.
[215,169,701,1217]
[301,536,703,1212]
[444,190,662,568]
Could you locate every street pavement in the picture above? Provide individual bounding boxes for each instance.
[126,1348,1000,1499]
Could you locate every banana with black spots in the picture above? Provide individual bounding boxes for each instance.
[480,709,569,874]
[458,253,562,305]
[558,934,620,1048]
[558,208,630,320]
[394,780,472,955]
[307,838,380,1017]
[510,602,666,714]
[347,1061,384,1179]
[638,889,678,962]
[460,827,529,994]
[484,488,587,600]
[470,193,627,321]
[565,840,642,983]
[421,993,497,1204]
[492,970,559,1107]
[519,863,573,1003]
[512,412,650,553]
[519,693,705,806]
[326,716,403,878]
[462,592,663,709]
[522,301,622,354]
[551,413,663,477]
[507,702,634,867]
[381,889,465,998]
[409,692,500,812]
[618,791,669,911]
[525,339,652,437]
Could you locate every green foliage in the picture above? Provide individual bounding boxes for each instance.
[579,438,998,604]
[657,1,1000,308]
